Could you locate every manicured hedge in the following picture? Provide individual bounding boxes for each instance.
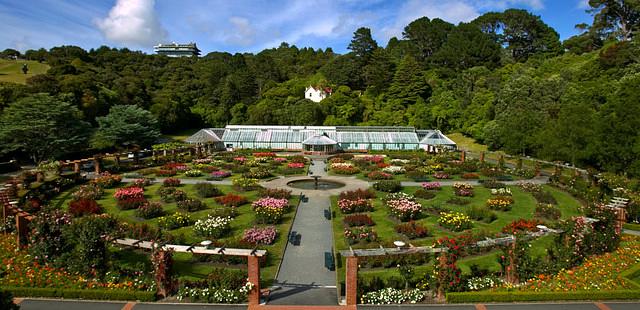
[446,290,640,303]
[1,286,156,301]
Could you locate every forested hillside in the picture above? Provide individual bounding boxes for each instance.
[1,3,640,175]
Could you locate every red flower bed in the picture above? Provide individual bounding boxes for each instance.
[287,162,305,169]
[163,177,181,187]
[343,214,375,227]
[68,199,103,217]
[367,170,393,180]
[156,169,177,177]
[502,219,540,234]
[253,152,276,157]
[215,193,248,207]
[339,189,376,200]
[163,163,188,171]
[462,173,480,179]
[338,198,373,214]
[395,221,430,239]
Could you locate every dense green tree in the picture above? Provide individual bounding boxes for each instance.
[402,17,454,64]
[0,94,90,162]
[363,48,395,93]
[91,105,160,150]
[348,27,378,60]
[587,0,640,40]
[387,55,430,105]
[432,23,502,70]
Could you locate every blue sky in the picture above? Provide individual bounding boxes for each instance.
[0,0,593,55]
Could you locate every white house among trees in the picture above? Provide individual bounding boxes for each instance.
[305,86,332,102]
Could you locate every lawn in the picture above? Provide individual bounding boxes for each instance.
[0,59,49,84]
[330,183,584,292]
[52,182,299,286]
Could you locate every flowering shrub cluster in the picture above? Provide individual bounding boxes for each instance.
[252,197,289,224]
[339,189,376,200]
[344,226,377,244]
[517,181,543,193]
[68,199,103,217]
[243,168,272,179]
[253,152,276,157]
[0,238,152,291]
[343,214,375,226]
[185,169,203,177]
[287,162,305,169]
[433,172,450,179]
[360,288,424,304]
[177,281,254,303]
[177,198,207,212]
[386,197,422,221]
[486,196,514,211]
[421,182,441,190]
[232,177,259,190]
[163,163,188,171]
[453,182,474,197]
[438,211,473,231]
[210,170,232,179]
[382,166,406,174]
[259,188,291,199]
[368,171,393,180]
[194,215,232,238]
[158,212,192,230]
[242,226,277,245]
[395,221,430,239]
[91,172,122,188]
[114,187,146,210]
[135,201,164,219]
[462,173,480,179]
[194,183,222,198]
[338,198,373,213]
[158,187,187,203]
[215,193,247,207]
[273,157,287,163]
[535,203,561,220]
[163,177,181,187]
[233,157,247,162]
[516,236,640,292]
[467,276,503,291]
[491,188,512,196]
[156,169,177,177]
[501,219,540,234]
[331,163,359,175]
[72,184,104,201]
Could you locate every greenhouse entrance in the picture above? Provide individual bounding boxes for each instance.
[302,133,338,154]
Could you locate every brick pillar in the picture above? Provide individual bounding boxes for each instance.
[614,208,626,234]
[505,241,518,284]
[73,161,80,173]
[479,152,485,163]
[436,253,447,301]
[460,151,466,162]
[114,155,120,167]
[345,256,358,305]
[247,255,261,305]
[93,157,101,174]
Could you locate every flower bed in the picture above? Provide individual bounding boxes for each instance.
[210,170,231,180]
[162,177,181,187]
[232,178,259,191]
[361,288,424,304]
[386,198,422,221]
[382,166,406,174]
[453,183,474,197]
[338,198,373,214]
[177,198,207,212]
[516,236,640,292]
[242,226,277,245]
[438,211,473,231]
[69,199,103,217]
[184,169,203,177]
[215,193,247,207]
[287,162,305,169]
[486,196,514,211]
[253,152,276,157]
[395,221,430,239]
[158,212,192,230]
[252,197,289,224]
[421,182,441,190]
[158,187,187,203]
[194,215,232,238]
[343,214,375,227]
[491,188,512,196]
[502,219,540,234]
[344,226,378,244]
[72,184,103,201]
[535,203,561,220]
[368,171,393,180]
[331,163,359,175]
[114,187,146,210]
[134,201,164,219]
[91,172,122,189]
[433,172,450,179]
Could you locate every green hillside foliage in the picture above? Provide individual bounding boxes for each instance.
[0,59,49,84]
[1,3,640,175]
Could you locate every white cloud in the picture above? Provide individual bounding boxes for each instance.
[577,0,591,10]
[95,0,167,47]
[225,17,256,46]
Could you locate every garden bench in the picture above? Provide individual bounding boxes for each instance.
[324,209,331,220]
[324,251,335,271]
[294,233,301,246]
[289,231,297,245]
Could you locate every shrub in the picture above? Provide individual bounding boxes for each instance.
[331,163,359,175]
[177,198,207,212]
[453,183,474,197]
[465,206,497,223]
[91,172,122,188]
[462,173,480,179]
[339,189,376,200]
[535,203,561,220]
[133,178,154,188]
[406,170,429,181]
[184,169,203,177]
[338,198,374,213]
[373,180,402,193]
[482,179,506,189]
[421,182,441,190]
[116,197,146,210]
[486,196,514,211]
[287,162,305,169]
[242,226,277,245]
[414,188,436,199]
[386,198,422,221]
[532,190,558,205]
[157,187,187,203]
[382,166,406,174]
[209,170,231,180]
[433,172,450,179]
[502,219,540,233]
[114,187,144,200]
[491,188,512,196]
[232,177,259,191]
[343,214,375,227]
[258,188,291,199]
[194,215,232,238]
[215,193,247,207]
[156,169,177,177]
[194,183,222,198]
[135,201,164,219]
[395,221,430,239]
[162,178,181,187]
[252,198,289,224]
[158,212,192,230]
[71,184,104,201]
[68,199,103,217]
[447,197,471,205]
[360,288,424,304]
[344,226,377,244]
[0,290,19,310]
[438,211,473,231]
[368,171,393,180]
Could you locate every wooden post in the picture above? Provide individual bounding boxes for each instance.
[436,252,447,302]
[614,208,626,234]
[73,161,80,173]
[15,213,31,247]
[516,157,523,170]
[460,151,466,162]
[479,152,485,163]
[36,171,44,182]
[247,255,261,305]
[506,241,518,284]
[93,157,101,174]
[114,154,120,168]
[345,256,358,305]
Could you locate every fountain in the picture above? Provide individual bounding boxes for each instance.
[287,177,345,190]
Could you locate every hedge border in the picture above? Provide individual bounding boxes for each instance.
[446,290,640,303]
[1,286,156,302]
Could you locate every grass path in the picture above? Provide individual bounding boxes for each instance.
[0,59,49,84]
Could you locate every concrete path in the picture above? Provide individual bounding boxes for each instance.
[623,229,640,236]
[308,160,328,177]
[270,188,337,305]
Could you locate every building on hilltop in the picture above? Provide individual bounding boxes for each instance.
[305,86,332,102]
[154,42,201,57]
[186,125,456,154]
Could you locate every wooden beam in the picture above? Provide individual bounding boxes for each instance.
[113,238,266,257]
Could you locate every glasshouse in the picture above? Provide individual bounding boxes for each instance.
[186,125,456,153]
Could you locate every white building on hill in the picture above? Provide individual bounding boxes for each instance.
[305,86,332,102]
